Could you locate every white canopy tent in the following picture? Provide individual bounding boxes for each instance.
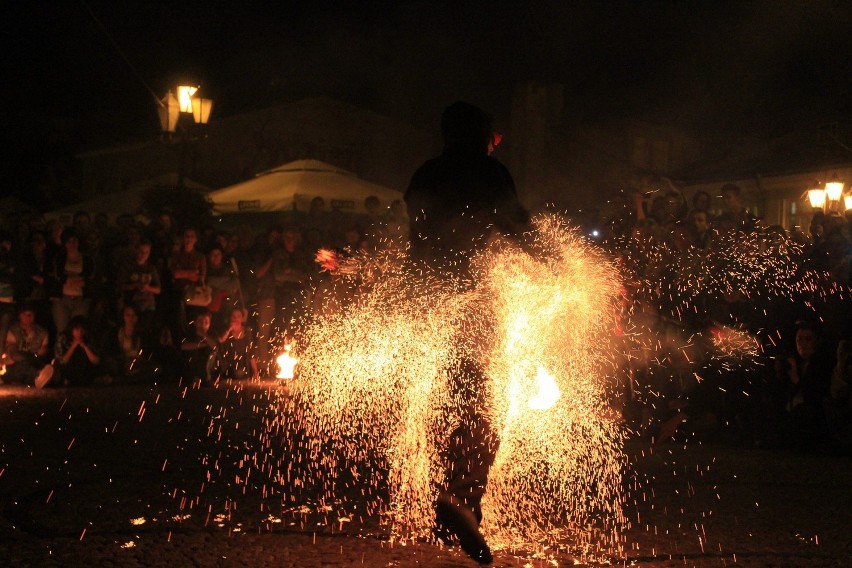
[209,159,403,215]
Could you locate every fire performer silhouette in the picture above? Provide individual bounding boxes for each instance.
[405,101,531,564]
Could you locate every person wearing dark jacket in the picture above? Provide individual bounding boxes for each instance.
[404,101,531,565]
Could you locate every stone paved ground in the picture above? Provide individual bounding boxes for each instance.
[0,381,850,567]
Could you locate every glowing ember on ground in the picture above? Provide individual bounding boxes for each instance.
[273,214,626,560]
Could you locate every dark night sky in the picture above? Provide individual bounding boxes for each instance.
[3,1,852,170]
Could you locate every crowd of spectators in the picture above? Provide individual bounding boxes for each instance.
[598,180,852,453]
[1,182,850,453]
[0,195,408,388]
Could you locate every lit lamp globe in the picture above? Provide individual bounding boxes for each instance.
[177,85,198,113]
[157,91,180,133]
[808,188,827,210]
[191,97,214,124]
[845,195,852,211]
[825,181,844,202]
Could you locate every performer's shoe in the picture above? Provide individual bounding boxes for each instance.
[435,493,493,565]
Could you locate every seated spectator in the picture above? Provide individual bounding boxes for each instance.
[55,316,101,386]
[180,308,217,386]
[2,303,53,388]
[214,307,258,380]
[103,304,157,383]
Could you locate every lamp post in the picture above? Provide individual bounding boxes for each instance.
[157,84,214,185]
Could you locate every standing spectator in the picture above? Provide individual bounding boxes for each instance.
[118,239,161,333]
[55,315,101,386]
[72,211,92,248]
[2,303,53,388]
[52,229,93,336]
[16,231,54,331]
[673,209,714,252]
[250,228,279,375]
[716,184,758,233]
[205,244,240,332]
[169,227,206,333]
[360,195,387,248]
[691,190,712,214]
[149,210,176,266]
[45,219,64,266]
[384,198,409,245]
[273,227,310,334]
[111,224,143,273]
[302,197,329,245]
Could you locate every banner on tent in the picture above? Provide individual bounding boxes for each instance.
[238,200,261,211]
[330,199,355,210]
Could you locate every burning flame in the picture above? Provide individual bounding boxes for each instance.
[276,344,298,379]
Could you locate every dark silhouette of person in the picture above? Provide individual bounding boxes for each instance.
[404,101,531,565]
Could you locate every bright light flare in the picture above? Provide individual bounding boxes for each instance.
[276,344,298,379]
[177,85,198,112]
[527,366,560,410]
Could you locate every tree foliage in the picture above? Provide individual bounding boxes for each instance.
[141,184,213,229]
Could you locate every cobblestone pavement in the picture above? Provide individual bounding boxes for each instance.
[0,381,850,567]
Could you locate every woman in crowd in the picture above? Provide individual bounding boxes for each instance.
[52,229,93,336]
[104,304,156,383]
[55,315,101,386]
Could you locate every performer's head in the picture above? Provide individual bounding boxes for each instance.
[441,101,493,156]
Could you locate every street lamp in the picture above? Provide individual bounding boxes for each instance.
[157,84,214,185]
[158,85,214,137]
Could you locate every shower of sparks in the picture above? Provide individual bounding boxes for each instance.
[707,325,761,360]
[481,215,626,555]
[270,214,627,559]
